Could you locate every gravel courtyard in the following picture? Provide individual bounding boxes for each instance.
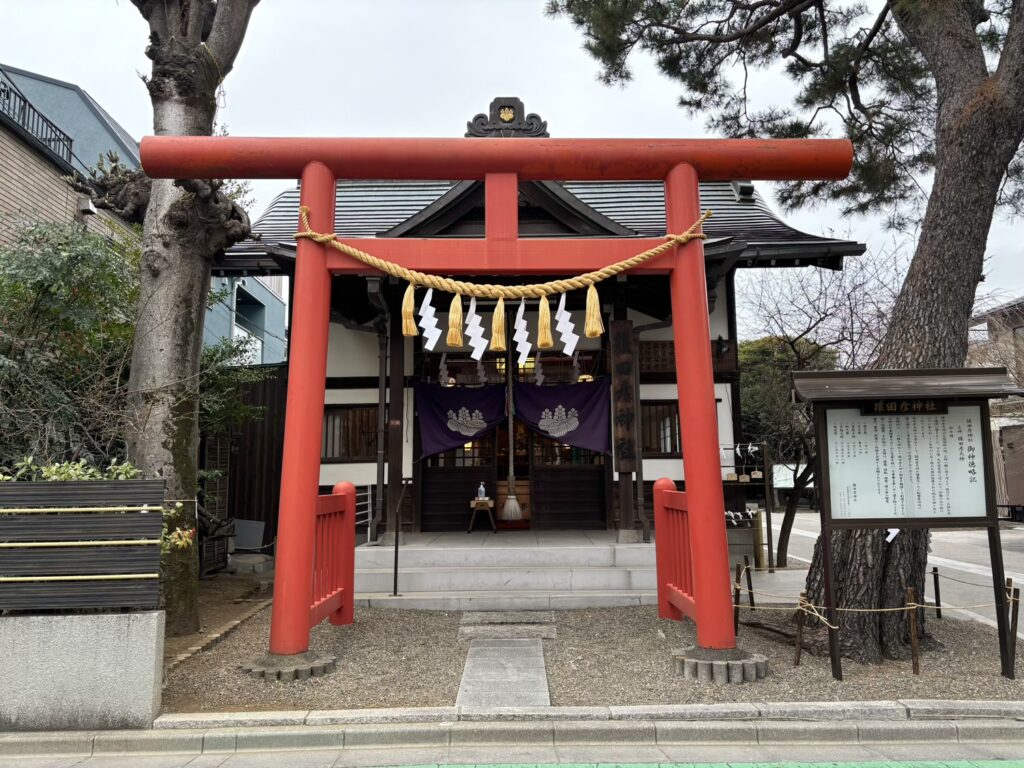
[162,604,1023,712]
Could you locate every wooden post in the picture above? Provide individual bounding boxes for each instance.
[908,586,920,676]
[1007,577,1015,626]
[733,562,742,635]
[1009,587,1020,668]
[386,298,405,537]
[932,566,942,619]
[794,592,806,667]
[744,554,755,610]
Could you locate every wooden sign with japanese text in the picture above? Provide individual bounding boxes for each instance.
[609,320,637,473]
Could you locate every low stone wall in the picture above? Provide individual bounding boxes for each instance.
[0,610,164,731]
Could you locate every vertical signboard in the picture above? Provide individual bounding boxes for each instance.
[610,319,637,473]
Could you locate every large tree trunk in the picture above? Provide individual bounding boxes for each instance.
[804,3,1024,662]
[126,0,258,635]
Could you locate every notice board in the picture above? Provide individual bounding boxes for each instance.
[823,404,987,521]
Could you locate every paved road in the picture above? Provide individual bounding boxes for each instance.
[771,513,1024,637]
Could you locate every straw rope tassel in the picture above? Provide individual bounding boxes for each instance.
[491,297,506,352]
[585,284,604,338]
[447,294,464,347]
[537,295,554,349]
[401,284,418,337]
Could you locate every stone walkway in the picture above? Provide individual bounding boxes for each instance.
[456,638,551,707]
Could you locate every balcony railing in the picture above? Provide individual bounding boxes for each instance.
[0,72,73,166]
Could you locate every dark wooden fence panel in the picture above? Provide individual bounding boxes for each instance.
[0,480,165,611]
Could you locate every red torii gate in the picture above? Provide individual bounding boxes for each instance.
[142,136,852,658]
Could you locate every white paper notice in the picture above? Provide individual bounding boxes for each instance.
[825,406,987,521]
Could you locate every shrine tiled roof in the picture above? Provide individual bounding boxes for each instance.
[220,179,864,275]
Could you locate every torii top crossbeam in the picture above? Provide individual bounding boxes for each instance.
[141,136,851,181]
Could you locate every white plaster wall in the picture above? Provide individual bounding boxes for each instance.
[326,322,414,377]
[321,324,415,488]
[621,382,736,483]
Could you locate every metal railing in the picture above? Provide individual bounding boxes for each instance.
[0,71,73,165]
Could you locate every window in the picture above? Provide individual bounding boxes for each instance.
[322,405,380,462]
[641,400,682,458]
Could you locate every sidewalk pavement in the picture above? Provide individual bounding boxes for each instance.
[2,701,1022,765]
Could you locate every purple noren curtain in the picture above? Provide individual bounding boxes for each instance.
[513,378,611,454]
[414,383,506,458]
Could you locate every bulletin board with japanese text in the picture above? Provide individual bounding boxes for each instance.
[817,399,994,526]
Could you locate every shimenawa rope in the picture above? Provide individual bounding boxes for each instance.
[295,206,711,349]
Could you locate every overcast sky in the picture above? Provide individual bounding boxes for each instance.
[2,0,1021,300]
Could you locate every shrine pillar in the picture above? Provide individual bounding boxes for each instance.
[665,163,736,650]
[268,162,336,655]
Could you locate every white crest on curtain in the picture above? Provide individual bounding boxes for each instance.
[538,405,579,438]
[446,407,486,436]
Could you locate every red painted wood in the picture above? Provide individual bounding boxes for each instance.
[325,237,680,276]
[141,136,853,182]
[269,162,336,656]
[667,587,696,620]
[667,163,736,650]
[330,482,356,626]
[653,478,683,621]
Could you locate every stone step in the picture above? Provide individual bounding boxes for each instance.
[459,610,554,625]
[354,565,655,593]
[457,624,557,640]
[354,589,657,611]
[355,544,638,569]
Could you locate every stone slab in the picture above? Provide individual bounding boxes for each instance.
[457,624,556,640]
[342,723,450,748]
[460,610,554,625]
[856,719,958,742]
[609,702,759,720]
[0,610,164,731]
[901,698,1024,719]
[654,720,759,743]
[155,710,309,730]
[304,707,458,725]
[457,706,610,721]
[955,719,1024,741]
[758,700,908,720]
[0,731,96,757]
[448,721,555,745]
[456,638,550,708]
[756,720,860,743]
[232,725,346,752]
[92,730,203,755]
[553,719,656,744]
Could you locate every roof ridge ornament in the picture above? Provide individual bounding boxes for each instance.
[466,97,549,138]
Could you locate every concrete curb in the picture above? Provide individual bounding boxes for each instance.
[1,718,1021,757]
[1,704,1022,758]
[152,699,1024,729]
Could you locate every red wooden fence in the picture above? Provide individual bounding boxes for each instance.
[308,481,356,628]
[653,477,696,622]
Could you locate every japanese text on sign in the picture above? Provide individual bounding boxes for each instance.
[825,405,987,520]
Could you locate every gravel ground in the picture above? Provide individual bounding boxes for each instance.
[162,606,463,712]
[545,606,1024,705]
[163,604,1022,712]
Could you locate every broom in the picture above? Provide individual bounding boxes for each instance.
[500,346,523,521]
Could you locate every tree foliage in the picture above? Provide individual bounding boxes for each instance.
[0,222,268,471]
[0,222,138,467]
[548,0,1024,227]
